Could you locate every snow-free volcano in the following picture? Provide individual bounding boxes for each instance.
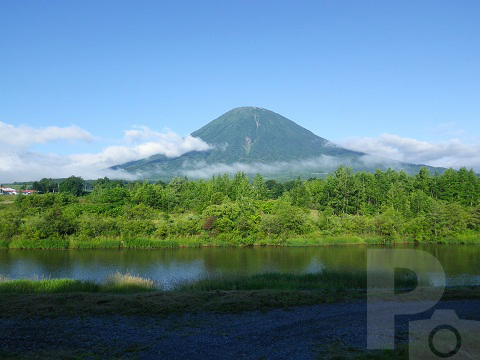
[111,107,444,180]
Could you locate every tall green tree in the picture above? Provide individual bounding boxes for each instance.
[59,176,84,196]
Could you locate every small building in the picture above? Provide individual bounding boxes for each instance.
[0,187,18,195]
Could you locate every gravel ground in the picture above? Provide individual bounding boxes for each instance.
[1,300,480,359]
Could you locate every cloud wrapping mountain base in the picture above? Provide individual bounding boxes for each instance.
[168,155,404,179]
[112,107,447,180]
[1,107,478,183]
[340,133,480,171]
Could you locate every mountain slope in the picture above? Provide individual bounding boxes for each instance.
[190,107,364,163]
[112,107,444,180]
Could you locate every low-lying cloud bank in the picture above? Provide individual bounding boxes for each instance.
[339,133,480,171]
[1,120,478,183]
[0,122,210,182]
[176,154,406,179]
[179,156,344,179]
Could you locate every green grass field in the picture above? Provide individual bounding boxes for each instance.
[0,270,478,317]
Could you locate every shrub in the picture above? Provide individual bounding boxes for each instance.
[78,215,121,237]
[0,211,22,241]
[121,219,156,237]
[260,201,309,236]
[169,214,201,236]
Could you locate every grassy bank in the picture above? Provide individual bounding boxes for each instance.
[0,272,155,294]
[1,271,479,317]
[177,270,419,291]
[1,270,414,294]
[2,233,480,249]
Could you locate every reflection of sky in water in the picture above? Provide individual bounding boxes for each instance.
[1,244,480,289]
[424,272,446,287]
[305,259,325,273]
[446,274,480,287]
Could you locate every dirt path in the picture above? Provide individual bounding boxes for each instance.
[1,299,480,359]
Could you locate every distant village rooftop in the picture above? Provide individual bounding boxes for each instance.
[0,187,36,195]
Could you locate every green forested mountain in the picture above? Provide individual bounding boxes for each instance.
[112,107,445,180]
[191,106,360,162]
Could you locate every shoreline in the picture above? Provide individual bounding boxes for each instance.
[1,234,479,250]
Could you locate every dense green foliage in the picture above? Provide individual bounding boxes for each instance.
[1,166,479,248]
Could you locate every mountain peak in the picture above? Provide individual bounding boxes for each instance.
[112,107,445,180]
[189,106,344,161]
[232,106,266,111]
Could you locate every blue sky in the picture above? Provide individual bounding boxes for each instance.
[1,1,479,181]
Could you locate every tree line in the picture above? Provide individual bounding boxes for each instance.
[1,166,479,248]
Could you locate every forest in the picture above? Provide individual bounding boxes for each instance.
[1,166,480,249]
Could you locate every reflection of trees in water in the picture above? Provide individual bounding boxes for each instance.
[0,250,74,278]
[0,244,480,280]
[200,246,370,274]
[202,247,315,273]
[414,244,480,276]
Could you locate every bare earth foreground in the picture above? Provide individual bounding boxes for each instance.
[1,299,480,359]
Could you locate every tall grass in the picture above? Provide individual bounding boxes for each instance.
[177,270,419,292]
[0,273,157,294]
[0,278,100,294]
[69,236,123,249]
[104,272,155,293]
[68,236,231,249]
[436,234,480,245]
[0,269,421,294]
[3,233,480,249]
[280,235,385,246]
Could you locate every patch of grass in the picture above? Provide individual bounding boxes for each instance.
[0,270,420,295]
[0,195,16,202]
[0,273,156,294]
[68,236,232,249]
[177,270,419,292]
[0,278,100,294]
[440,234,480,245]
[103,272,155,293]
[281,235,377,246]
[122,237,212,248]
[69,236,122,249]
[4,233,480,249]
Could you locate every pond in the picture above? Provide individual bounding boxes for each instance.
[0,244,479,289]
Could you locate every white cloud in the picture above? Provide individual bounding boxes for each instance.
[0,121,93,147]
[180,156,345,179]
[0,122,211,182]
[340,133,480,170]
[122,125,211,157]
[2,120,478,183]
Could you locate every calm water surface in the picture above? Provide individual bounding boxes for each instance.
[0,244,479,289]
